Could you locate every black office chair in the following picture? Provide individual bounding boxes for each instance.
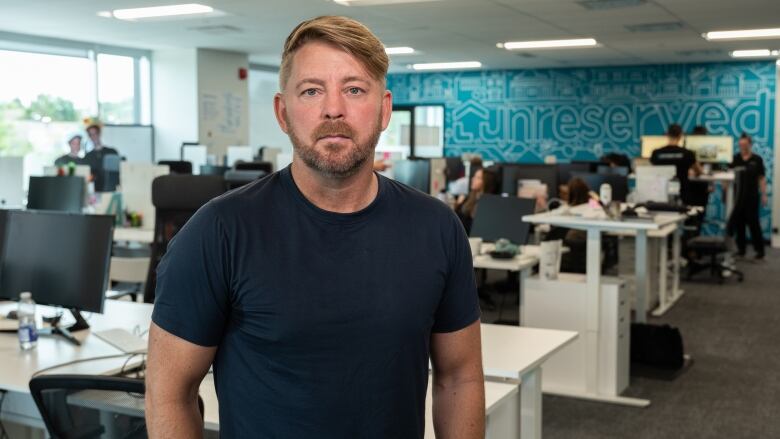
[143,175,226,303]
[27,176,85,213]
[685,179,744,283]
[30,374,204,439]
[234,161,273,174]
[158,160,193,175]
[224,169,266,190]
[200,165,230,176]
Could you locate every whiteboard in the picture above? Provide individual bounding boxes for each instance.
[101,125,155,163]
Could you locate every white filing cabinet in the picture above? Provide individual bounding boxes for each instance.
[523,273,630,396]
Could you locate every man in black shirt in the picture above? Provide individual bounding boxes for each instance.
[729,134,767,259]
[83,123,119,191]
[650,123,702,204]
[145,16,485,438]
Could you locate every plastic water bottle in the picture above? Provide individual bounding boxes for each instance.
[18,292,38,350]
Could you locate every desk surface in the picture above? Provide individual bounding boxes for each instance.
[523,211,681,231]
[113,227,154,243]
[481,324,578,380]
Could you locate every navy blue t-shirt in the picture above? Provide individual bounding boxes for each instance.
[151,166,480,438]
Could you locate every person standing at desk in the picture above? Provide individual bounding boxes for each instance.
[83,122,118,190]
[650,123,703,203]
[54,132,84,166]
[146,16,484,439]
[729,133,767,260]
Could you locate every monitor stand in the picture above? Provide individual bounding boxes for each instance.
[44,309,90,346]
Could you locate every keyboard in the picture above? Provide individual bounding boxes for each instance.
[641,202,689,213]
[93,328,148,354]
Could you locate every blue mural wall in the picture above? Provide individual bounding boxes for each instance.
[387,61,776,237]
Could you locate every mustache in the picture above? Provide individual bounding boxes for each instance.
[312,121,355,141]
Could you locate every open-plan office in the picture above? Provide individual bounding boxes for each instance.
[0,1,779,438]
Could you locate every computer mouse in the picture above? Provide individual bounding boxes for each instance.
[5,310,18,320]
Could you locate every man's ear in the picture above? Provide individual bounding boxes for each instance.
[274,92,289,134]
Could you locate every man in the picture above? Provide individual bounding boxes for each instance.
[146,15,485,439]
[83,123,119,191]
[650,123,702,204]
[729,133,767,260]
[54,132,84,166]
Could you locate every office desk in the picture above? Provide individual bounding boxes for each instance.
[522,211,678,406]
[473,244,540,325]
[692,171,735,219]
[0,301,575,439]
[113,227,154,243]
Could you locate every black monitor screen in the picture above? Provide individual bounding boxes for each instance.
[27,176,84,213]
[499,164,558,199]
[470,194,535,245]
[0,210,114,313]
[571,172,629,202]
[392,160,430,193]
[557,163,592,185]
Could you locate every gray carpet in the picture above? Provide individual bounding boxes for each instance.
[480,249,780,439]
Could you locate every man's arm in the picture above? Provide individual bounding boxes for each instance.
[760,176,768,206]
[145,322,216,438]
[430,320,485,439]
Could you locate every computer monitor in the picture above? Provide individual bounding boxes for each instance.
[0,210,114,331]
[641,135,670,158]
[470,194,535,245]
[97,154,122,192]
[27,176,85,213]
[0,157,24,209]
[235,161,273,173]
[596,165,629,176]
[571,172,629,202]
[391,159,430,193]
[499,164,558,199]
[557,162,592,185]
[158,160,193,175]
[684,135,733,163]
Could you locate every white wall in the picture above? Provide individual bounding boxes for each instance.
[197,48,249,158]
[773,62,780,247]
[151,49,198,161]
[249,69,292,153]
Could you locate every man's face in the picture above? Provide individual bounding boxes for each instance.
[274,41,392,179]
[87,127,100,144]
[69,136,81,154]
[739,138,751,155]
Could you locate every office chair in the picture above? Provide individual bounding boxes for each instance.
[684,179,744,283]
[234,160,273,174]
[143,175,226,303]
[200,165,230,176]
[27,176,85,213]
[29,374,204,439]
[158,160,193,175]
[224,169,267,190]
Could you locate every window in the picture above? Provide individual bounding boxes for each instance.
[376,105,444,160]
[0,32,151,185]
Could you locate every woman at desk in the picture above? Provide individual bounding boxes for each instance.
[454,167,498,234]
[54,133,85,166]
[729,133,767,260]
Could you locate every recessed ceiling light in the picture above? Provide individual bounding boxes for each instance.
[96,11,113,18]
[498,38,598,50]
[730,49,777,58]
[410,61,481,71]
[111,3,213,21]
[704,28,780,40]
[385,47,415,55]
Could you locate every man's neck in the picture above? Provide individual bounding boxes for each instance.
[290,159,378,213]
[741,151,752,160]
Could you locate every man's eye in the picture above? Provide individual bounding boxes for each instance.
[347,87,363,95]
[303,89,318,96]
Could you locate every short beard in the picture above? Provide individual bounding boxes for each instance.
[286,115,382,179]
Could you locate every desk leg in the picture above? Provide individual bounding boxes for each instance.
[585,229,601,394]
[658,235,668,312]
[652,224,685,317]
[518,268,529,326]
[635,230,649,324]
[520,367,542,439]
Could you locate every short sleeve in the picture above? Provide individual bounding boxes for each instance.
[431,214,480,333]
[151,203,231,347]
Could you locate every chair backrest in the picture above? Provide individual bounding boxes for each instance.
[143,175,226,303]
[29,374,204,439]
[200,165,230,176]
[158,160,193,175]
[224,169,266,190]
[234,160,273,174]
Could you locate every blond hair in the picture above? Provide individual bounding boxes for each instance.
[279,16,389,91]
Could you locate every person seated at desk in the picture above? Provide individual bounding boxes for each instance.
[650,123,703,204]
[545,178,590,273]
[83,122,119,190]
[54,132,85,167]
[454,166,498,234]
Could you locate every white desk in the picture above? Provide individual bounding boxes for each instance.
[0,301,575,439]
[692,171,735,221]
[522,211,678,407]
[113,227,154,243]
[472,244,540,325]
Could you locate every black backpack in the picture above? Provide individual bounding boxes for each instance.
[630,323,685,370]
